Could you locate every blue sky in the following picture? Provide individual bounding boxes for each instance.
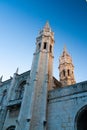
[0,0,87,83]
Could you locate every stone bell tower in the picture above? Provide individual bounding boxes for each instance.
[34,21,54,90]
[59,46,76,87]
[29,22,54,130]
[16,22,54,130]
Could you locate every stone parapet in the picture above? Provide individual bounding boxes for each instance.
[48,81,87,100]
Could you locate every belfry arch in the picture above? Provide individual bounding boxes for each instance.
[75,105,87,130]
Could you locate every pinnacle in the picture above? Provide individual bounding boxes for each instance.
[0,75,3,82]
[44,21,51,31]
[15,67,19,74]
[45,21,50,28]
[63,45,67,52]
[62,45,71,58]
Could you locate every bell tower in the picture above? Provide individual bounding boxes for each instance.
[59,46,76,87]
[29,22,54,130]
[16,22,54,130]
[35,22,54,90]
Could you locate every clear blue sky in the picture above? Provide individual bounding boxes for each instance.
[0,0,87,83]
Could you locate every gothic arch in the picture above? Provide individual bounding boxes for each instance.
[16,80,26,99]
[74,105,87,130]
[6,125,15,130]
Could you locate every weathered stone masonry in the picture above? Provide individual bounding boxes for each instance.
[47,81,87,130]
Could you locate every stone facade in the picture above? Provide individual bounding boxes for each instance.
[47,81,87,130]
[0,71,30,130]
[0,23,87,130]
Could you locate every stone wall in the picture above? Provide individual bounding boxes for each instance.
[0,71,30,130]
[47,81,87,130]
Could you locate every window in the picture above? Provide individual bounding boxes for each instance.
[16,81,26,99]
[63,70,65,77]
[43,42,47,49]
[68,69,70,76]
[7,126,15,130]
[50,45,52,53]
[9,106,20,117]
[38,43,41,50]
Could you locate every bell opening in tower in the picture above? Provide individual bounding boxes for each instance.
[43,42,47,49]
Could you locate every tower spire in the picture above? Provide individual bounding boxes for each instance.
[44,21,50,28]
[43,21,51,32]
[63,45,67,52]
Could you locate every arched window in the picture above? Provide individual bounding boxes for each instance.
[6,126,15,130]
[63,70,65,77]
[16,81,26,99]
[43,42,47,49]
[75,105,87,130]
[68,69,70,76]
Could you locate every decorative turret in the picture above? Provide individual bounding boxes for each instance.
[59,46,76,87]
